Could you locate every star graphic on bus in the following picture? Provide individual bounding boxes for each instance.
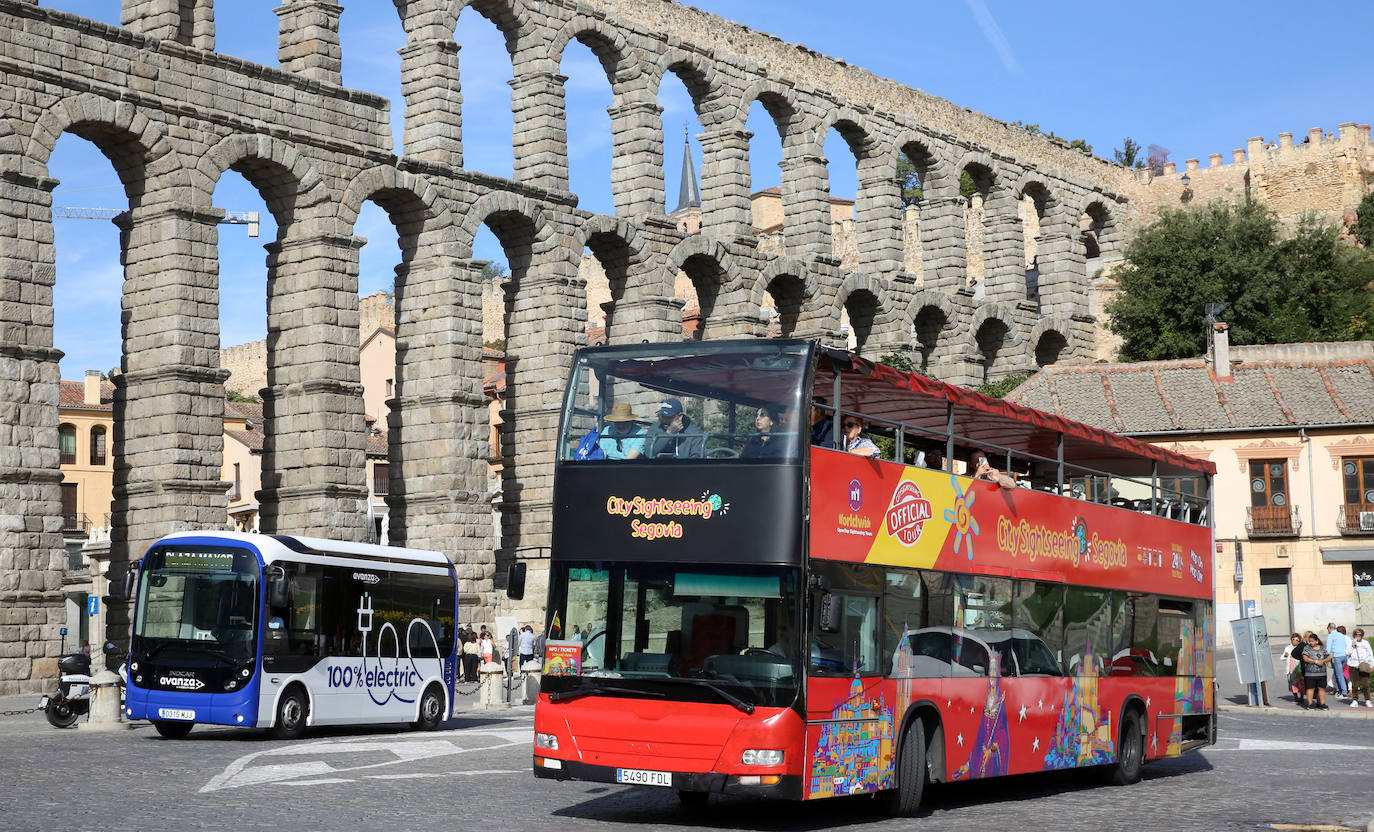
[1032,736,1040,752]
[944,475,979,560]
[1018,704,1027,722]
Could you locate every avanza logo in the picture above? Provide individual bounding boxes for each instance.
[884,480,932,547]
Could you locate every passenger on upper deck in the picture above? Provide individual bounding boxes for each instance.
[741,405,788,459]
[810,396,835,449]
[598,402,649,460]
[841,417,880,458]
[970,448,1017,490]
[643,398,706,459]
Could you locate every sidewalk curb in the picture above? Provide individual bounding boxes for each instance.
[1218,702,1374,720]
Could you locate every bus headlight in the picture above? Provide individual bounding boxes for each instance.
[224,680,238,691]
[240,668,251,678]
[535,733,559,750]
[129,662,138,672]
[741,749,784,766]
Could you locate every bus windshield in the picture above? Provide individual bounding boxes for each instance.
[559,341,810,463]
[133,545,260,662]
[544,563,801,709]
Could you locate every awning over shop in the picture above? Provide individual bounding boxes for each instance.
[1320,546,1374,563]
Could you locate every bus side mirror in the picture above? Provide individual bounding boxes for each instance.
[506,562,527,601]
[267,566,290,609]
[109,561,140,601]
[817,592,840,634]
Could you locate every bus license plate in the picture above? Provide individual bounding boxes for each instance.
[616,768,671,787]
[37,696,48,709]
[158,708,195,721]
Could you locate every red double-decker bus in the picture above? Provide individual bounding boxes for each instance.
[532,340,1214,814]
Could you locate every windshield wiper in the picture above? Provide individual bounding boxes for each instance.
[668,678,755,714]
[548,682,667,704]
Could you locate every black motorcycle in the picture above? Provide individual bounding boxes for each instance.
[40,641,124,728]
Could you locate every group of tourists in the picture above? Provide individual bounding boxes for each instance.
[1282,623,1374,709]
[455,623,544,683]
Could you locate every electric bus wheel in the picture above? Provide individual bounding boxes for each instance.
[272,687,309,740]
[414,684,444,731]
[154,720,193,739]
[883,718,927,817]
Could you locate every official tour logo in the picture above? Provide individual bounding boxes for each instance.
[848,479,863,511]
[885,480,933,547]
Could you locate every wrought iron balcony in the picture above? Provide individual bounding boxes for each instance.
[1337,503,1374,536]
[1245,504,1301,538]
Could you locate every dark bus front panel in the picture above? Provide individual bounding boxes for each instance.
[552,464,804,566]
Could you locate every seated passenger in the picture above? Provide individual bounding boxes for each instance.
[971,448,1016,489]
[925,448,945,471]
[810,396,835,449]
[598,402,648,460]
[842,417,880,458]
[741,405,788,459]
[643,398,706,459]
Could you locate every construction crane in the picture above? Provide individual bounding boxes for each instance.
[52,206,260,237]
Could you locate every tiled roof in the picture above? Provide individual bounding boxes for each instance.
[225,401,263,420]
[1007,342,1374,434]
[58,380,114,410]
[225,427,264,451]
[366,432,388,456]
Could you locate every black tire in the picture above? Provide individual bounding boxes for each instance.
[272,687,309,740]
[677,790,709,810]
[882,718,927,817]
[154,720,193,739]
[44,698,80,729]
[1106,709,1144,786]
[413,684,445,731]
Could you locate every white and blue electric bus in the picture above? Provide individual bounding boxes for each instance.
[122,531,459,739]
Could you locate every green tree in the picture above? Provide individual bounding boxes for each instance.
[1106,201,1374,361]
[977,373,1029,398]
[959,169,978,200]
[1355,191,1374,247]
[481,262,509,282]
[896,155,923,206]
[1114,137,1145,169]
[227,389,261,403]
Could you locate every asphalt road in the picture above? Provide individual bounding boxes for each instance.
[3,694,1373,832]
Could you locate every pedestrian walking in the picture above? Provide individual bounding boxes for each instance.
[1302,632,1332,710]
[1282,632,1305,704]
[1326,622,1349,697]
[1348,628,1374,708]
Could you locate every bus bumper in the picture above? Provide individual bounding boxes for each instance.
[534,757,802,800]
[125,684,260,728]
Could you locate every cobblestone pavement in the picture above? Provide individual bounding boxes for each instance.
[1,695,1372,832]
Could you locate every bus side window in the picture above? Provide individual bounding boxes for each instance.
[1012,581,1066,676]
[1063,588,1111,676]
[811,594,879,675]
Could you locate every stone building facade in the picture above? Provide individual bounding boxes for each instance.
[0,0,1360,693]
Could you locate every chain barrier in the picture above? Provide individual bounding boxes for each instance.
[0,706,43,717]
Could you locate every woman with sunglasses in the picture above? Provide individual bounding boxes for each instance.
[841,416,880,458]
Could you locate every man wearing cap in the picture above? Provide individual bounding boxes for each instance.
[643,398,706,459]
[598,402,649,460]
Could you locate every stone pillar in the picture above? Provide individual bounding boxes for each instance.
[190,0,215,51]
[778,153,830,256]
[1037,209,1086,317]
[982,187,1026,305]
[918,177,967,294]
[257,233,369,540]
[698,127,752,239]
[120,0,182,41]
[399,40,462,167]
[0,169,66,696]
[856,171,903,274]
[109,202,230,651]
[607,99,664,218]
[511,71,570,193]
[388,258,493,609]
[275,0,343,85]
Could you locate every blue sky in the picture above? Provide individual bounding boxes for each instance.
[37,0,1374,379]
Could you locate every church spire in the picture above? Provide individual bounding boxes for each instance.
[675,125,701,213]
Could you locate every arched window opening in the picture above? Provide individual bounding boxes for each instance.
[583,233,633,345]
[1022,183,1053,302]
[747,96,791,249]
[679,254,725,340]
[763,275,806,339]
[1080,203,1114,279]
[454,8,516,179]
[843,290,879,357]
[898,142,935,280]
[89,425,107,466]
[975,318,1010,383]
[823,125,865,268]
[561,36,616,216]
[660,70,706,229]
[1035,331,1068,368]
[913,307,948,373]
[962,163,994,293]
[59,424,77,466]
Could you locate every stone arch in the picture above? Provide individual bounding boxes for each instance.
[1078,195,1120,266]
[954,149,1000,187]
[1015,176,1060,300]
[807,106,881,160]
[649,47,727,125]
[455,0,536,57]
[571,214,653,344]
[969,303,1023,382]
[338,165,451,239]
[662,235,737,340]
[194,133,331,223]
[455,189,553,260]
[734,80,806,147]
[750,256,817,339]
[26,92,180,201]
[546,15,639,92]
[1029,315,1073,368]
[833,272,895,355]
[906,289,958,372]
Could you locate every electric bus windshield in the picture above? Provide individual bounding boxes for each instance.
[132,545,259,663]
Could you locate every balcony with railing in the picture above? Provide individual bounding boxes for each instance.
[61,513,89,535]
[1246,504,1301,538]
[1337,503,1374,536]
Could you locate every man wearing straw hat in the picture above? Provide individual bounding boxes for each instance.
[598,402,649,460]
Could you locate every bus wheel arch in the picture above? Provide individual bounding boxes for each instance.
[1105,698,1147,786]
[901,701,946,783]
[272,682,311,740]
[885,703,939,817]
[413,681,447,731]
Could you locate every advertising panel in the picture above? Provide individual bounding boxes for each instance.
[809,449,1212,598]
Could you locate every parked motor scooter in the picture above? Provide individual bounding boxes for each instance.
[40,637,125,728]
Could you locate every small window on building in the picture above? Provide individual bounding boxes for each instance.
[59,424,76,466]
[60,482,78,530]
[1343,457,1374,530]
[89,425,107,466]
[230,462,242,501]
[373,463,390,497]
[1250,460,1288,508]
[385,378,394,397]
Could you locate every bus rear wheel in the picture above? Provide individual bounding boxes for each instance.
[154,720,193,739]
[272,687,308,741]
[1105,709,1144,786]
[414,684,444,731]
[882,719,927,817]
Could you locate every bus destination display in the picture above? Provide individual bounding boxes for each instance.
[162,550,237,571]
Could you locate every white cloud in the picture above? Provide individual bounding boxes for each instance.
[963,0,1020,75]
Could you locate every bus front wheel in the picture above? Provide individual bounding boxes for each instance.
[154,720,193,739]
[414,684,444,731]
[1105,709,1144,786]
[883,719,927,817]
[272,687,309,741]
